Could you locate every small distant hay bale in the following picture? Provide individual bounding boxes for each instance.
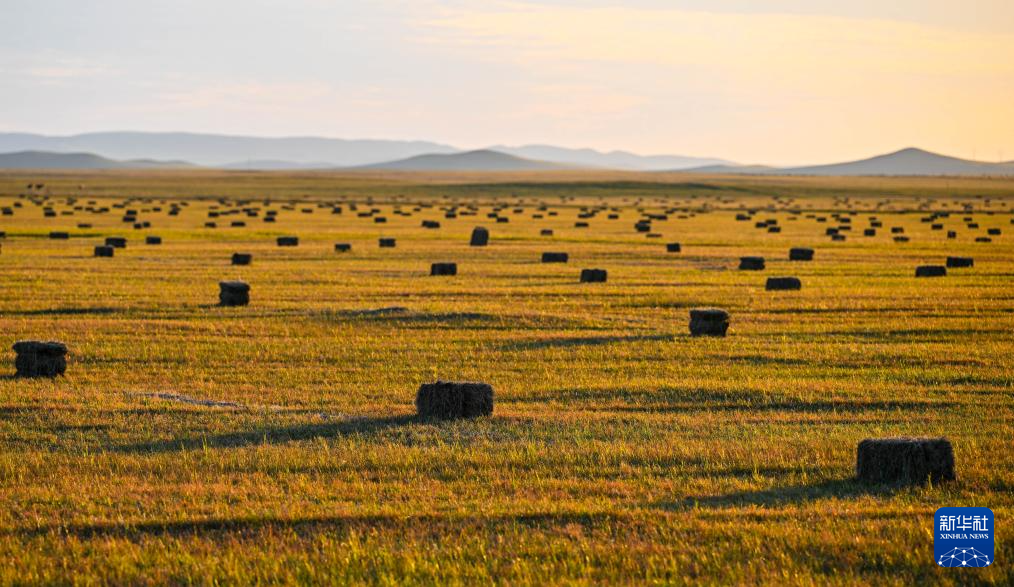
[856,437,955,485]
[789,248,813,261]
[987,228,1001,236]
[145,236,162,245]
[205,222,217,228]
[738,256,765,270]
[946,256,973,268]
[767,226,781,233]
[13,340,68,378]
[540,229,554,236]
[334,243,352,252]
[542,252,568,263]
[105,237,127,248]
[231,253,252,266]
[430,262,458,276]
[666,243,681,253]
[915,265,946,277]
[49,231,70,240]
[422,220,440,229]
[831,234,846,242]
[864,228,876,237]
[580,268,607,283]
[470,227,489,247]
[219,280,250,306]
[975,237,992,243]
[231,221,246,227]
[894,236,910,243]
[379,238,396,248]
[766,276,801,291]
[415,381,494,420]
[574,221,589,228]
[689,308,729,337]
[94,245,114,257]
[277,236,299,247]
[891,227,904,234]
[947,231,957,239]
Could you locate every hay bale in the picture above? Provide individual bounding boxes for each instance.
[766,276,801,291]
[689,308,729,337]
[470,227,489,246]
[219,280,250,306]
[915,265,946,277]
[334,243,352,252]
[666,243,681,253]
[145,236,162,245]
[49,231,69,240]
[540,229,554,236]
[231,253,252,266]
[416,381,494,420]
[946,256,973,268]
[856,437,955,485]
[739,256,765,270]
[430,262,458,276]
[277,236,299,247]
[422,220,440,229]
[12,340,67,378]
[864,228,876,237]
[94,245,114,257]
[580,268,607,283]
[542,252,568,263]
[789,248,813,261]
[105,237,127,248]
[379,238,396,248]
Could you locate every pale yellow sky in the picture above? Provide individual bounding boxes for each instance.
[3,0,1013,165]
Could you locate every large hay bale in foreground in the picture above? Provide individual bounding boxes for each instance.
[580,268,607,283]
[431,262,458,276]
[856,437,955,485]
[219,281,250,306]
[766,276,801,291]
[739,256,765,270]
[789,248,814,261]
[915,265,946,277]
[542,252,568,263]
[94,245,114,257]
[277,236,299,247]
[13,340,68,378]
[946,256,973,268]
[689,308,729,337]
[231,253,252,266]
[470,227,489,247]
[416,381,494,420]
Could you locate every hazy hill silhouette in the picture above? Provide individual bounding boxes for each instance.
[684,148,1014,176]
[0,150,194,169]
[358,149,573,171]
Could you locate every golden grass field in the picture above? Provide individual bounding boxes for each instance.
[0,170,1011,585]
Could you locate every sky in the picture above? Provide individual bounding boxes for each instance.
[2,0,1013,165]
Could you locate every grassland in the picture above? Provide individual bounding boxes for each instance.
[0,170,1011,585]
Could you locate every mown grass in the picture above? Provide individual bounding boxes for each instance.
[0,171,1011,585]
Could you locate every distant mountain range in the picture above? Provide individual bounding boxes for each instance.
[684,148,1014,176]
[0,132,1010,176]
[0,150,193,170]
[360,149,572,171]
[0,131,725,171]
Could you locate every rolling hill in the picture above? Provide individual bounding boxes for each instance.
[358,149,573,171]
[682,148,1014,176]
[0,150,194,169]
